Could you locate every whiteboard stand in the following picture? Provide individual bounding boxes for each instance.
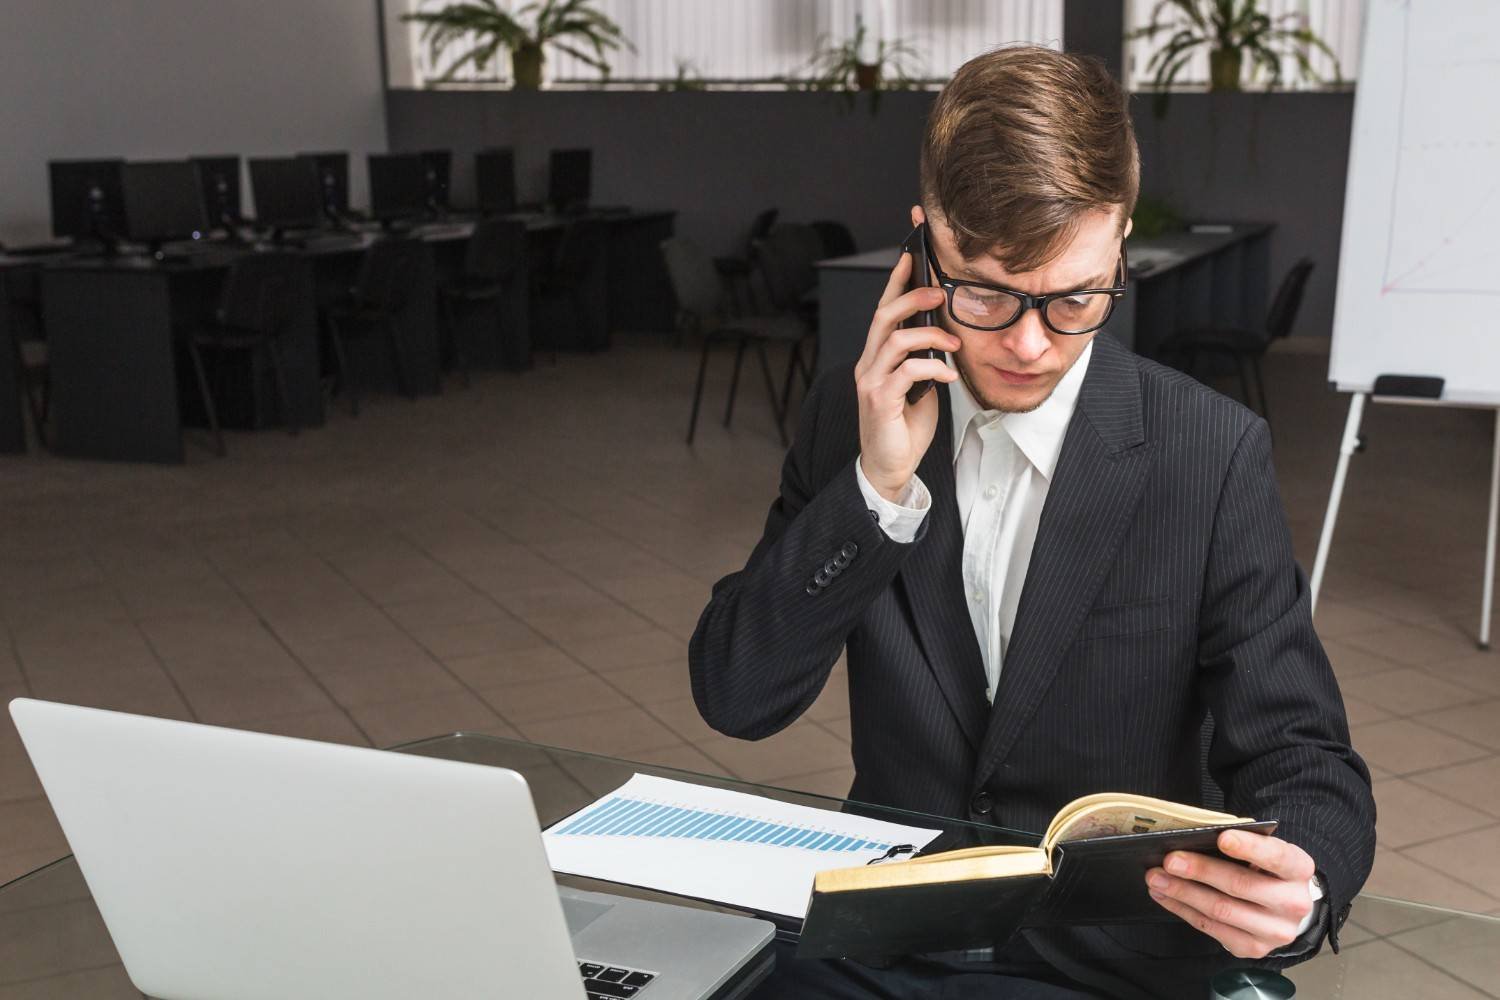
[1310,393,1500,650]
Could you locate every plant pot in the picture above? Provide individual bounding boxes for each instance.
[1208,48,1242,91]
[512,44,544,90]
[854,62,879,91]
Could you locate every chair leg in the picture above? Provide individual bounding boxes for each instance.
[327,317,358,418]
[386,315,413,399]
[755,339,788,447]
[778,341,801,421]
[441,294,471,389]
[686,338,712,445]
[186,340,225,457]
[723,337,748,427]
[265,340,298,436]
[1253,355,1272,438]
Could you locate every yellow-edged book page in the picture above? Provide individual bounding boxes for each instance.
[815,844,1049,894]
[1042,793,1252,852]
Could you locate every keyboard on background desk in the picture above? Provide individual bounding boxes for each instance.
[578,960,657,998]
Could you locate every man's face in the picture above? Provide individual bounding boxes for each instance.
[922,207,1129,414]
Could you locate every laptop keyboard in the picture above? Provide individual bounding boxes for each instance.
[578,960,656,998]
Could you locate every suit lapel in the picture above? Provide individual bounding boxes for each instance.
[898,387,990,750]
[974,335,1157,787]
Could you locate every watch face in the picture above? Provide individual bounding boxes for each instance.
[1208,968,1296,1000]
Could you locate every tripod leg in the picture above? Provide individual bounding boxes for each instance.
[1311,393,1367,614]
[724,337,747,427]
[687,338,711,445]
[1482,409,1500,649]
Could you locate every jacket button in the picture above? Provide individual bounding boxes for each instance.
[970,792,994,815]
[805,583,820,595]
[824,559,840,575]
[841,541,859,560]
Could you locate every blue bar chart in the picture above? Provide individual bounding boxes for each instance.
[552,796,894,853]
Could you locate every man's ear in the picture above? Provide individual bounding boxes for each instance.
[1122,214,1134,239]
[911,204,926,228]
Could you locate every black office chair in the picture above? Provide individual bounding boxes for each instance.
[180,252,305,457]
[811,220,858,260]
[1157,258,1315,429]
[324,237,428,414]
[438,219,528,385]
[751,224,824,414]
[662,236,809,447]
[533,218,608,354]
[714,208,778,314]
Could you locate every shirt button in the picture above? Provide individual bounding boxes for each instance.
[971,590,984,602]
[984,485,998,500]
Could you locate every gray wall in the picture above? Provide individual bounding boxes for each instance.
[386,86,1354,338]
[0,0,388,245]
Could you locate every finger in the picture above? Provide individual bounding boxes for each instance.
[1219,830,1316,883]
[873,286,947,337]
[1147,886,1276,960]
[1162,849,1307,914]
[883,359,959,398]
[1147,869,1293,944]
[872,326,960,377]
[877,250,912,310]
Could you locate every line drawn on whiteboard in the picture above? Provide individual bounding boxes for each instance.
[1380,0,1500,297]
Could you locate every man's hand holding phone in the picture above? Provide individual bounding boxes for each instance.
[854,244,960,504]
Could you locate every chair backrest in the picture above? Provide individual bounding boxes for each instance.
[1264,257,1315,341]
[553,219,607,280]
[746,208,779,248]
[754,223,821,309]
[464,219,527,282]
[659,237,724,327]
[219,251,304,337]
[354,237,427,313]
[811,220,857,260]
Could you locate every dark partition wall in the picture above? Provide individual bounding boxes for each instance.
[386,88,1354,341]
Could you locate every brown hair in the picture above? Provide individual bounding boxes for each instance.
[919,45,1139,273]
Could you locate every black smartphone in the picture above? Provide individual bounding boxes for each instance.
[901,223,940,404]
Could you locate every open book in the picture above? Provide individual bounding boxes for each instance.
[798,792,1275,960]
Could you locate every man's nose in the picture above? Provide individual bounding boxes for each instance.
[1000,308,1051,366]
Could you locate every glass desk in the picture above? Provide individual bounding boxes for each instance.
[1,733,1496,999]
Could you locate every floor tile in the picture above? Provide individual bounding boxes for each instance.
[1404,827,1500,901]
[596,660,694,704]
[1342,624,1488,670]
[1363,848,1500,915]
[1409,757,1500,819]
[1371,778,1496,849]
[345,692,508,749]
[1341,668,1484,717]
[404,617,548,660]
[516,706,681,758]
[1351,719,1493,776]
[442,645,587,689]
[695,722,852,783]
[480,674,632,724]
[316,660,465,709]
[1417,701,1500,753]
[561,629,688,672]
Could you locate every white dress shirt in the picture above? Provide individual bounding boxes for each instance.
[852,339,1324,933]
[856,341,1094,703]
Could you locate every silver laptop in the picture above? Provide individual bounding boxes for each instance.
[9,699,775,1000]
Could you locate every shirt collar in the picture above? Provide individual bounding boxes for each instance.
[947,340,1094,482]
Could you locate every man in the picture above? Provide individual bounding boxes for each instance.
[689,46,1375,999]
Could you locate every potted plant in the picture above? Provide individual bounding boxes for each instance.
[403,0,632,90]
[806,15,924,113]
[1129,0,1340,115]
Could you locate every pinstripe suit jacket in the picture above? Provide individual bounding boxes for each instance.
[689,333,1375,996]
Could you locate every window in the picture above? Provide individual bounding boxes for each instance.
[1124,0,1363,91]
[387,0,1064,89]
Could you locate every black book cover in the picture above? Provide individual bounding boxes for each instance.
[796,820,1275,960]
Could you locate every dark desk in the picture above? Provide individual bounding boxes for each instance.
[0,258,32,454]
[42,251,325,465]
[814,224,1273,373]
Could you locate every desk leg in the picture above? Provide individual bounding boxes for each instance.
[1310,392,1366,615]
[1481,409,1500,650]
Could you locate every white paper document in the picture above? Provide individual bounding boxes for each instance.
[542,773,943,918]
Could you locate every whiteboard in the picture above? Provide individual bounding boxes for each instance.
[1330,0,1500,405]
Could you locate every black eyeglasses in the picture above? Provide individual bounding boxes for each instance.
[921,225,1128,336]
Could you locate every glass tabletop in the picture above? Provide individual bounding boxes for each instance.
[2,733,1496,999]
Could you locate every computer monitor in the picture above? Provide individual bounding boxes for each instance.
[249,157,325,235]
[367,153,429,224]
[121,160,210,252]
[548,149,592,213]
[48,159,127,245]
[190,155,242,227]
[297,151,350,218]
[475,148,516,215]
[419,149,451,212]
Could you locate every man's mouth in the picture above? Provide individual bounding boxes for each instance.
[994,368,1045,386]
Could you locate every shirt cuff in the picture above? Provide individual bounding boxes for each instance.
[1295,874,1325,936]
[855,459,931,543]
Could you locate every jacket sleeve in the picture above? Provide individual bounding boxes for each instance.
[688,370,926,740]
[1197,417,1376,957]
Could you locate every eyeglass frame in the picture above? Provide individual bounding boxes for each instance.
[920,223,1129,336]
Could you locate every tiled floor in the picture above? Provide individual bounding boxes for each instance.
[3,334,1500,920]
